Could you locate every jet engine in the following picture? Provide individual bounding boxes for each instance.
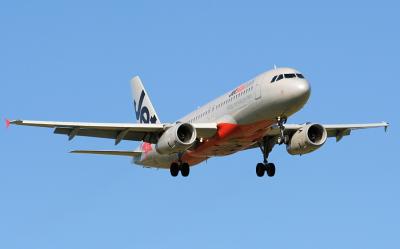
[286,123,327,155]
[156,123,197,155]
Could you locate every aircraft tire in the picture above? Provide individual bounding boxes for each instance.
[266,163,276,177]
[170,163,179,177]
[256,163,265,177]
[181,163,190,177]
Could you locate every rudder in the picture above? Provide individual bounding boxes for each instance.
[131,76,160,124]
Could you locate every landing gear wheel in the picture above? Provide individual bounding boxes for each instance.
[257,136,277,177]
[170,163,179,177]
[180,163,190,177]
[266,163,276,177]
[256,163,266,177]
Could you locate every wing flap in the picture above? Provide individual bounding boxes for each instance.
[53,128,148,141]
[322,122,389,131]
[70,150,141,157]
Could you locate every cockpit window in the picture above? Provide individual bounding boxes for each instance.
[270,73,305,83]
[284,73,296,78]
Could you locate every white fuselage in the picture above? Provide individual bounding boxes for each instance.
[135,67,311,168]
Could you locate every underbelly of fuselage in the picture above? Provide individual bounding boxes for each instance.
[136,119,276,168]
[181,119,276,165]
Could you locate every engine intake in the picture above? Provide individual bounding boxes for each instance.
[286,123,327,155]
[156,123,197,155]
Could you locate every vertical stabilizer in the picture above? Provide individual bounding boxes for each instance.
[131,76,160,124]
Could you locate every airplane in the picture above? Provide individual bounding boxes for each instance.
[7,67,389,177]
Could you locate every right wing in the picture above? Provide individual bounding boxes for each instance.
[9,119,217,144]
[244,121,389,151]
[268,122,389,142]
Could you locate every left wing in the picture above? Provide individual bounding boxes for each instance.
[8,120,217,144]
[70,150,142,157]
[268,122,389,142]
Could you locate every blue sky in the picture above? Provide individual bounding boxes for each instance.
[1,1,399,248]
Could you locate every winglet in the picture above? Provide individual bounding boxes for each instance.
[384,122,389,132]
[5,119,10,128]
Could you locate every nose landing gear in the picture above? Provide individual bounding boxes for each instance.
[255,117,289,177]
[276,116,289,145]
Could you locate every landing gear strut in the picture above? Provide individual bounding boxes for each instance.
[276,116,289,145]
[256,136,276,177]
[170,162,190,177]
[256,116,290,177]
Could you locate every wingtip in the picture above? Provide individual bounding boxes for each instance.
[5,119,23,127]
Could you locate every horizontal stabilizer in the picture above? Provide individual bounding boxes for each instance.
[70,150,141,157]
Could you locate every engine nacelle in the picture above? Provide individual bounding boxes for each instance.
[286,123,327,155]
[155,123,197,155]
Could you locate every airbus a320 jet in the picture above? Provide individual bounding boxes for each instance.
[8,68,388,177]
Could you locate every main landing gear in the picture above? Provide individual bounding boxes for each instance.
[257,137,276,177]
[256,116,288,177]
[170,162,190,177]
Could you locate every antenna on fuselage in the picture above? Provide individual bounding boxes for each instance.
[273,64,277,70]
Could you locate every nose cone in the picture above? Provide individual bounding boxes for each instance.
[294,80,311,101]
[282,79,311,114]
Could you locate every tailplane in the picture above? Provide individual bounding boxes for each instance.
[131,76,160,124]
